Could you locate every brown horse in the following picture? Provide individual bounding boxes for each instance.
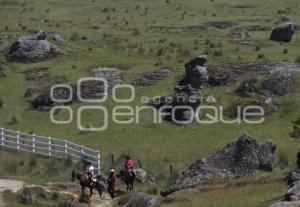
[120,170,135,192]
[71,170,105,198]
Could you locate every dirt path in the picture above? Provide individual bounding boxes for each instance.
[0,179,113,207]
[0,193,5,207]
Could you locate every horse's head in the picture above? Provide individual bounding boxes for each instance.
[71,170,76,182]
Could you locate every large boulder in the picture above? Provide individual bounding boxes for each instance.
[286,181,300,201]
[161,134,277,197]
[7,31,63,62]
[132,69,171,86]
[287,170,300,186]
[118,192,162,207]
[270,23,296,43]
[180,55,209,89]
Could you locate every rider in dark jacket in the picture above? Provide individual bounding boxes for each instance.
[107,169,116,198]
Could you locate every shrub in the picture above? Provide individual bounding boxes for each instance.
[254,45,261,51]
[278,151,289,169]
[17,187,35,204]
[295,55,300,63]
[69,32,80,41]
[283,48,289,54]
[0,97,3,108]
[257,53,265,59]
[6,113,20,125]
[214,49,223,56]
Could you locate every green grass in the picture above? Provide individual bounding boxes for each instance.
[0,0,300,206]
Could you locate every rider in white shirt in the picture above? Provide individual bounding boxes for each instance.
[85,162,95,185]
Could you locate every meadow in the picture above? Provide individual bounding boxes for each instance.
[0,0,300,206]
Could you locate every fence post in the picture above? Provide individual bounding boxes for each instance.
[81,146,84,159]
[48,137,52,156]
[16,131,20,150]
[1,128,4,147]
[64,139,68,158]
[97,153,101,174]
[32,134,36,153]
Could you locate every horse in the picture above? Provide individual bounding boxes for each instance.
[71,170,105,198]
[120,170,135,192]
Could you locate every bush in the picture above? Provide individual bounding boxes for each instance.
[283,48,289,54]
[295,55,300,63]
[17,187,36,205]
[69,32,80,41]
[255,45,261,51]
[214,49,223,56]
[278,151,289,169]
[6,113,20,125]
[257,53,265,59]
[0,97,3,108]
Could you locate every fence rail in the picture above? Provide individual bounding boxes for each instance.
[0,128,101,174]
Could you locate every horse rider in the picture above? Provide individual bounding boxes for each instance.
[123,156,134,172]
[107,169,116,199]
[85,162,95,186]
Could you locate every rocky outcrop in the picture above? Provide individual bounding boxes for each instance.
[270,23,296,43]
[132,69,171,86]
[270,170,300,206]
[118,192,162,207]
[152,84,201,125]
[236,78,259,97]
[261,73,292,96]
[180,55,209,89]
[7,31,63,62]
[208,68,238,86]
[161,134,277,197]
[90,67,122,89]
[31,87,75,110]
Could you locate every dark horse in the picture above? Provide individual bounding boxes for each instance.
[71,170,105,198]
[120,170,135,192]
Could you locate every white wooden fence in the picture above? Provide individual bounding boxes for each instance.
[0,128,101,174]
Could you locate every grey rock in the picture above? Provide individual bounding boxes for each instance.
[118,192,162,207]
[90,67,122,89]
[261,73,292,96]
[53,34,64,42]
[161,134,276,197]
[31,87,75,110]
[270,23,296,43]
[287,170,300,186]
[270,201,300,207]
[180,55,208,89]
[236,78,259,97]
[132,68,171,86]
[134,169,155,184]
[286,181,300,201]
[208,68,238,86]
[7,31,63,62]
[153,84,201,125]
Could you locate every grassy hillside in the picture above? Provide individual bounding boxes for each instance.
[0,0,300,206]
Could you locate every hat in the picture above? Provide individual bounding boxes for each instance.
[110,169,115,172]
